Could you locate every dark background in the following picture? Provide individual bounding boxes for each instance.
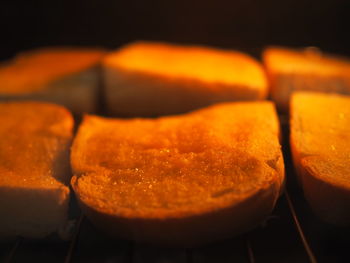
[1,0,350,60]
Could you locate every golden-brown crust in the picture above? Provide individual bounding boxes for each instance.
[0,48,105,113]
[298,157,350,226]
[290,92,350,225]
[103,41,267,116]
[72,174,280,247]
[104,65,265,117]
[0,47,105,94]
[71,102,284,246]
[105,41,266,88]
[263,46,350,111]
[0,101,74,239]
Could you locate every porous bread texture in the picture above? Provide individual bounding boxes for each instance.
[290,92,350,225]
[263,46,350,111]
[0,47,105,114]
[0,102,74,239]
[103,41,268,117]
[71,102,284,246]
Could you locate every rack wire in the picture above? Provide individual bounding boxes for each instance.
[1,189,323,263]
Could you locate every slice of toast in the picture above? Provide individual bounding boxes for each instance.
[0,47,105,114]
[263,46,350,111]
[290,92,350,225]
[71,102,284,246]
[103,41,268,117]
[0,102,74,239]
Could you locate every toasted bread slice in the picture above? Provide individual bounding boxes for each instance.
[0,47,105,114]
[290,92,350,225]
[103,41,268,117]
[263,46,350,111]
[71,102,284,246]
[0,102,74,239]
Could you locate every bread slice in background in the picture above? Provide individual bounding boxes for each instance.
[71,102,284,246]
[0,47,105,114]
[103,41,268,117]
[0,102,74,239]
[263,46,350,111]
[290,92,350,225]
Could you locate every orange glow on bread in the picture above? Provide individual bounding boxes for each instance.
[71,102,284,246]
[0,102,73,239]
[291,92,350,225]
[0,48,105,93]
[263,47,350,111]
[106,42,266,88]
[103,41,268,116]
[0,48,105,113]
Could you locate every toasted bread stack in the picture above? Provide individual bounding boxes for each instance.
[103,41,268,116]
[0,48,105,114]
[290,92,350,225]
[263,47,350,111]
[71,102,284,246]
[0,102,74,239]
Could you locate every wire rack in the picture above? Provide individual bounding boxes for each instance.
[1,118,349,263]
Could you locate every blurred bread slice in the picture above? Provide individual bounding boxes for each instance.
[71,102,284,246]
[290,92,350,225]
[263,46,350,111]
[0,102,74,239]
[103,41,268,117]
[0,47,105,114]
